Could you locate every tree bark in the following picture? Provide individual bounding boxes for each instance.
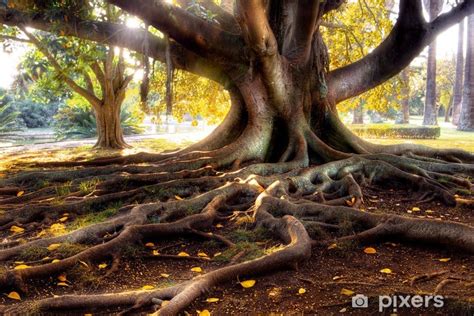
[94,101,127,149]
[423,0,443,126]
[352,101,364,124]
[452,19,465,125]
[458,14,474,131]
[400,68,410,124]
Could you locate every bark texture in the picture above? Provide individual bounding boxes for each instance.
[423,0,444,126]
[452,19,465,125]
[458,14,474,131]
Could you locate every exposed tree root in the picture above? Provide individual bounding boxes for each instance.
[0,139,472,314]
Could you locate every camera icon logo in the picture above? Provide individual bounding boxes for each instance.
[352,294,369,308]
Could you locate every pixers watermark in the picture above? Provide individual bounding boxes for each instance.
[351,294,444,312]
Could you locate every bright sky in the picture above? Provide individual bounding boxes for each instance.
[0,8,464,89]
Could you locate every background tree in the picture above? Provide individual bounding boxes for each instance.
[452,18,465,124]
[399,68,411,123]
[423,0,444,126]
[0,1,473,315]
[21,30,135,148]
[458,14,474,130]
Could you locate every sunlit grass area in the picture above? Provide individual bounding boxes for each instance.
[0,138,192,173]
[350,116,474,153]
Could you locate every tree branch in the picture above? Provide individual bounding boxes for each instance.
[21,28,102,108]
[0,7,230,86]
[327,0,474,104]
[90,61,106,97]
[107,0,245,63]
[283,0,321,61]
[176,0,240,34]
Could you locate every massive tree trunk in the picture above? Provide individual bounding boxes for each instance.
[423,0,443,126]
[458,14,474,131]
[400,68,410,124]
[452,19,465,125]
[1,1,474,315]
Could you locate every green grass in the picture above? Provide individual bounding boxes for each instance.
[350,116,474,153]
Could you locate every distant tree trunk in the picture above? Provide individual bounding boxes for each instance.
[452,19,465,125]
[94,101,126,149]
[444,94,453,122]
[423,0,443,126]
[400,68,410,124]
[93,49,133,149]
[458,14,474,131]
[352,101,364,124]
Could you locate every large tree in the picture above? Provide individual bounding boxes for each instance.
[422,0,444,125]
[458,14,474,130]
[452,18,465,125]
[0,0,474,315]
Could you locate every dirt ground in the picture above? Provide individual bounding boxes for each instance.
[0,145,472,315]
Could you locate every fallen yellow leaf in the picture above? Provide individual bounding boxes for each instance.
[298,288,306,294]
[16,191,24,197]
[142,285,155,290]
[10,225,24,234]
[14,264,30,270]
[206,297,219,303]
[36,230,47,237]
[152,250,160,256]
[363,247,377,254]
[191,267,203,273]
[47,243,61,251]
[14,261,24,264]
[57,282,69,287]
[327,243,337,250]
[58,216,68,222]
[52,259,61,263]
[145,242,155,248]
[198,310,211,316]
[213,252,222,257]
[160,273,170,278]
[380,268,392,274]
[174,195,183,200]
[215,224,224,228]
[98,263,108,269]
[412,207,421,212]
[340,288,355,296]
[197,252,208,257]
[178,252,190,257]
[58,274,67,282]
[240,280,256,288]
[7,291,21,300]
[438,258,451,262]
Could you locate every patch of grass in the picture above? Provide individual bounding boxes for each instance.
[353,116,474,153]
[68,207,119,231]
[68,264,101,289]
[55,181,72,196]
[18,246,50,261]
[79,178,100,195]
[122,244,143,258]
[229,227,272,243]
[215,241,264,263]
[56,243,88,257]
